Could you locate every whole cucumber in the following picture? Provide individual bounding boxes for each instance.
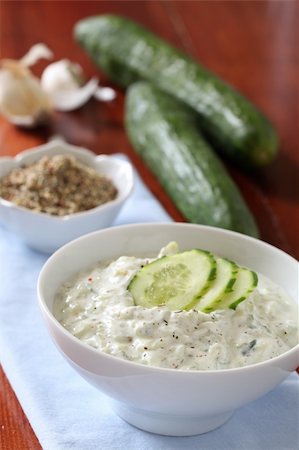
[125,81,259,237]
[75,14,279,167]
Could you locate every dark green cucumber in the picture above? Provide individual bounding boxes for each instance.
[125,82,259,237]
[75,14,278,167]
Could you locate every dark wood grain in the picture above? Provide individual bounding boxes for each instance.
[0,1,298,448]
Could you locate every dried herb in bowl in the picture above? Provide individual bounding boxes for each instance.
[0,154,117,216]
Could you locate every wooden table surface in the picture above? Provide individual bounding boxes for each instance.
[0,1,298,448]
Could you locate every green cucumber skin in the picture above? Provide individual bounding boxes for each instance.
[75,14,278,167]
[128,249,216,310]
[228,270,258,310]
[125,82,259,237]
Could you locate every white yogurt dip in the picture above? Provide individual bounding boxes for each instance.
[54,244,298,370]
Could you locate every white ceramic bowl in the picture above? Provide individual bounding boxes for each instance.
[37,223,299,436]
[0,138,133,253]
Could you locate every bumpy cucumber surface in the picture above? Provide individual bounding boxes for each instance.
[75,14,278,166]
[125,82,259,237]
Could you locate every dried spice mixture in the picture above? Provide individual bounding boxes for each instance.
[0,154,117,216]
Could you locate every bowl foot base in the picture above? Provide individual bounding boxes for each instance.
[112,402,233,436]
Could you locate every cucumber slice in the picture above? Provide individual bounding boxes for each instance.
[128,250,216,310]
[206,267,258,311]
[195,258,238,313]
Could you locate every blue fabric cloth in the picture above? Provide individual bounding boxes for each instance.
[0,156,298,450]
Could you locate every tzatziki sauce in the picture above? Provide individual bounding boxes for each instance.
[54,244,298,371]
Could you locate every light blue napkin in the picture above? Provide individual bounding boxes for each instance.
[0,156,298,450]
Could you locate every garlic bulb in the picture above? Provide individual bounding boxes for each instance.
[0,44,53,128]
[41,59,116,111]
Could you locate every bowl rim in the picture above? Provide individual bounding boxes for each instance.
[37,222,299,376]
[0,139,134,221]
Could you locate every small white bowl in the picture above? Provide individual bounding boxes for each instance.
[0,138,133,253]
[37,223,299,436]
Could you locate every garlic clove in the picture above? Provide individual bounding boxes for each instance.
[41,59,100,111]
[0,68,52,116]
[41,58,117,110]
[41,59,84,95]
[0,65,52,128]
[94,86,117,102]
[0,43,53,127]
[46,77,99,111]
